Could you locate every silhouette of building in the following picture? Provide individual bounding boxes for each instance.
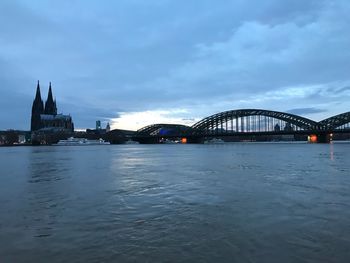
[274,123,281,132]
[86,121,110,135]
[96,120,101,130]
[284,123,294,131]
[31,81,74,132]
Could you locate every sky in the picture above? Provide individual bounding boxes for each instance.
[1,0,350,131]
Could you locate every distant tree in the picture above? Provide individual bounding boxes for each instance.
[104,130,126,144]
[4,130,19,145]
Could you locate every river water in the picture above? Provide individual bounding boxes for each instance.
[0,142,350,263]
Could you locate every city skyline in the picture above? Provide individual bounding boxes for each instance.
[1,0,350,131]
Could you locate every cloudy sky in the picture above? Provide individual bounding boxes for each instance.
[1,0,349,131]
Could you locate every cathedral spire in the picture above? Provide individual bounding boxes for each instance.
[48,82,53,101]
[34,80,42,101]
[44,82,57,115]
[31,80,44,131]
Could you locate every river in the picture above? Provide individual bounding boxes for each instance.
[0,142,350,262]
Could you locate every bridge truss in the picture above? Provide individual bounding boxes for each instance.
[191,109,321,135]
[319,111,350,130]
[134,110,350,142]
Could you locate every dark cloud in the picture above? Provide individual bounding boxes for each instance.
[287,107,327,116]
[330,86,350,94]
[0,0,350,129]
[59,102,121,129]
[0,1,53,42]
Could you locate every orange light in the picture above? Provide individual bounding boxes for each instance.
[308,135,318,143]
[181,138,187,144]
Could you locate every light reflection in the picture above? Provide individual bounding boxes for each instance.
[330,142,334,161]
[308,134,318,143]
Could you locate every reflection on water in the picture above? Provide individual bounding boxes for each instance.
[25,148,74,239]
[330,142,334,161]
[0,143,350,262]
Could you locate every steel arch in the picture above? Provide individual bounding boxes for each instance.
[319,111,350,129]
[137,124,193,136]
[191,109,321,132]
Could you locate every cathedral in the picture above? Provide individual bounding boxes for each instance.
[31,81,74,132]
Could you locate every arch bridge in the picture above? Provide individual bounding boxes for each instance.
[191,109,322,135]
[133,109,350,143]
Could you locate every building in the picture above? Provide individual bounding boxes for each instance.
[31,81,74,132]
[86,120,110,135]
[0,130,30,145]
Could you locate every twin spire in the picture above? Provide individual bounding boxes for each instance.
[34,81,57,115]
[31,80,74,132]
